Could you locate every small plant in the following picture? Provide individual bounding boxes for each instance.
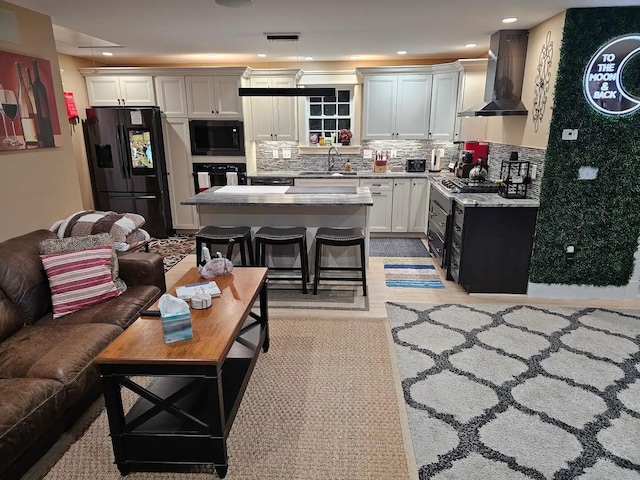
[338,129,352,144]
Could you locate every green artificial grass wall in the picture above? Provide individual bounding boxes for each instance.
[529,7,640,286]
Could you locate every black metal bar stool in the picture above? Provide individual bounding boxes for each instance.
[313,227,367,296]
[255,227,309,294]
[195,226,254,266]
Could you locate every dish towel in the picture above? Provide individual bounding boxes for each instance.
[226,172,238,185]
[197,172,211,191]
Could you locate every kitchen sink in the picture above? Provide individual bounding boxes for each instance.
[298,171,358,176]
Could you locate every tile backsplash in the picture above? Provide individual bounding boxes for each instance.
[486,143,545,200]
[255,140,457,172]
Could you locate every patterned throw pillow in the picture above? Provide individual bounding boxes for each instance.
[39,233,127,293]
[40,246,121,318]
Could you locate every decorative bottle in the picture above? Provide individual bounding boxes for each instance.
[31,60,55,148]
[16,63,38,147]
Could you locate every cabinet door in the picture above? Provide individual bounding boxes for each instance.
[408,179,428,232]
[185,76,216,117]
[162,118,199,230]
[429,72,459,141]
[119,76,155,106]
[391,179,411,232]
[271,77,297,140]
[249,77,275,140]
[213,76,242,118]
[86,76,121,106]
[369,190,393,232]
[155,76,188,117]
[396,74,431,139]
[362,76,397,139]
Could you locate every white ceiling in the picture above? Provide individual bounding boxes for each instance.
[7,0,640,65]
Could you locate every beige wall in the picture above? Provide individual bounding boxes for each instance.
[485,11,566,148]
[0,1,83,241]
[58,54,95,210]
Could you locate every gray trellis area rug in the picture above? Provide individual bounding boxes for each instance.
[386,302,640,480]
[369,237,430,257]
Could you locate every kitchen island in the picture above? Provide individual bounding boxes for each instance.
[182,185,374,271]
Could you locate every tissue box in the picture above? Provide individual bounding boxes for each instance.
[161,311,193,344]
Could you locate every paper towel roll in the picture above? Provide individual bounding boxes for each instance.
[197,172,211,192]
[226,172,238,186]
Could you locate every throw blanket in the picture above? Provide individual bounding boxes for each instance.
[50,210,149,252]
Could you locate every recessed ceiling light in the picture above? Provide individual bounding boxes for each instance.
[206,54,217,58]
[397,50,407,55]
[465,43,477,48]
[215,0,252,7]
[350,55,360,59]
[304,56,313,60]
[502,17,518,23]
[257,53,267,57]
[102,52,113,56]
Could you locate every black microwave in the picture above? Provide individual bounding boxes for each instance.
[189,119,245,156]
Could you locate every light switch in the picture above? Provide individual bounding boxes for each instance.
[562,129,578,140]
[531,165,537,179]
[363,149,373,159]
[282,149,291,159]
[272,150,279,159]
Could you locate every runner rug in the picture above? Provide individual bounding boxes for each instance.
[386,302,640,480]
[36,317,410,480]
[370,237,430,257]
[384,258,444,289]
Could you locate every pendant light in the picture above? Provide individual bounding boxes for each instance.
[239,33,336,97]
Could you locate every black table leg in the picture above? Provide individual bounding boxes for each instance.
[260,279,270,352]
[215,465,228,478]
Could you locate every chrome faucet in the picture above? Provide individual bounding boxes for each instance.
[327,145,340,171]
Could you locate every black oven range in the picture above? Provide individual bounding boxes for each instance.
[193,163,247,192]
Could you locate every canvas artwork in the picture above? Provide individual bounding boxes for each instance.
[0,50,60,151]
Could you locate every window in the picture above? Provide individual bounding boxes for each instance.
[306,87,353,145]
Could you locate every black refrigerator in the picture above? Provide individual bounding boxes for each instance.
[83,107,172,238]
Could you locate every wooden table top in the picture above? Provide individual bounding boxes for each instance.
[96,267,268,366]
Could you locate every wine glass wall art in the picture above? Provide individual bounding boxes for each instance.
[0,50,60,151]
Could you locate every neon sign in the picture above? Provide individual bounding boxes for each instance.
[583,35,640,116]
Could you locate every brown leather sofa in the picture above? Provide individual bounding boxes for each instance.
[0,230,166,480]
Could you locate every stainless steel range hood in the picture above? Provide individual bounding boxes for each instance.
[459,30,529,117]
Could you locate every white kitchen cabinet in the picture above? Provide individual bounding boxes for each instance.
[185,75,243,119]
[408,179,429,232]
[86,76,156,107]
[391,179,411,232]
[294,178,360,187]
[362,74,431,140]
[249,76,297,141]
[161,117,199,230]
[429,71,459,141]
[361,179,393,232]
[154,76,188,117]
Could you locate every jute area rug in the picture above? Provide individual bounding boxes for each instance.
[42,316,410,480]
[387,302,640,480]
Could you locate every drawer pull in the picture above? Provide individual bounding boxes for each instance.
[372,183,381,187]
[436,248,442,254]
[452,262,458,268]
[454,225,462,232]
[453,242,460,249]
[372,192,381,195]
[455,206,463,214]
[427,234,433,241]
[438,222,446,227]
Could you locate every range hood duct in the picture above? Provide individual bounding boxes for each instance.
[459,30,529,117]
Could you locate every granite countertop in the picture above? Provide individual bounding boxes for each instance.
[182,185,374,207]
[428,176,539,208]
[249,170,438,179]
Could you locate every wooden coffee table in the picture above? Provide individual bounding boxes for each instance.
[96,267,269,478]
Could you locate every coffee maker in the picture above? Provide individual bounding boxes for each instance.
[455,150,475,178]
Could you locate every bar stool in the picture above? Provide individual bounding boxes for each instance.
[195,226,254,266]
[255,227,309,293]
[313,227,367,296]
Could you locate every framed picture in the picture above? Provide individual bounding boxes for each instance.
[0,50,61,151]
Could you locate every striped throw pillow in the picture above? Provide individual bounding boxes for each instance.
[40,246,121,318]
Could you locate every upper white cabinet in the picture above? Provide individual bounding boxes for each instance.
[185,75,242,119]
[249,75,298,141]
[429,71,460,141]
[363,74,431,140]
[86,76,156,107]
[154,76,188,117]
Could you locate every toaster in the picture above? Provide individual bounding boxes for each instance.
[406,158,426,172]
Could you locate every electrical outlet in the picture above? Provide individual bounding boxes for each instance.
[562,129,578,140]
[363,149,373,159]
[272,150,279,159]
[390,149,397,158]
[531,165,537,179]
[282,149,291,159]
[578,166,598,180]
